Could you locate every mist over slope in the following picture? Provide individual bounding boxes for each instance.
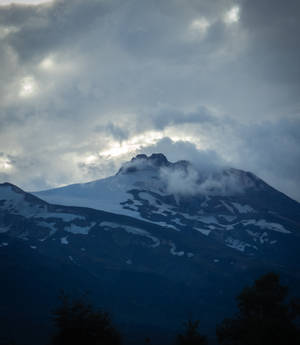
[33,153,300,255]
[34,153,268,211]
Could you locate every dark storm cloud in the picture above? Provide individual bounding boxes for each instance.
[0,0,299,201]
[151,106,218,130]
[239,0,300,96]
[139,137,226,169]
[0,0,113,62]
[78,158,117,181]
[235,118,300,197]
[115,0,229,61]
[94,123,130,143]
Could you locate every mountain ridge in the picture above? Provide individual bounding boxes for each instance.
[32,153,300,255]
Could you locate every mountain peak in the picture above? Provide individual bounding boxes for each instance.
[118,153,171,174]
[132,153,170,166]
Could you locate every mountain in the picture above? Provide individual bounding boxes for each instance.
[34,153,300,260]
[1,154,300,344]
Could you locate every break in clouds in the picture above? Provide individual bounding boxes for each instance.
[0,0,300,201]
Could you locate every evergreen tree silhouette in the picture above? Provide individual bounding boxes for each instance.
[216,272,300,345]
[51,292,121,345]
[176,319,207,345]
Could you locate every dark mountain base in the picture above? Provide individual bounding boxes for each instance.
[1,236,299,345]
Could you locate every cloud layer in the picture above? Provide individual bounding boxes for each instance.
[0,0,299,201]
[160,165,247,198]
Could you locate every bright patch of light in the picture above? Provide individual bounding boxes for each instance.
[99,130,202,159]
[0,0,52,5]
[101,131,164,158]
[84,155,98,164]
[19,76,37,97]
[188,17,210,39]
[39,56,54,70]
[0,157,12,171]
[101,145,133,158]
[224,6,240,24]
[0,26,19,38]
[191,18,210,33]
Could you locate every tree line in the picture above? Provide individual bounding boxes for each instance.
[2,272,300,345]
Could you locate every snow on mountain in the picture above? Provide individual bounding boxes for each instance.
[0,181,192,260]
[33,153,299,254]
[0,183,96,241]
[33,153,264,223]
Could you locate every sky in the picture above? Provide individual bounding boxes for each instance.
[0,0,299,201]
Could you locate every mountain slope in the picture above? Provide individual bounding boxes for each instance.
[34,153,300,258]
[0,181,257,344]
[1,154,300,344]
[1,182,299,344]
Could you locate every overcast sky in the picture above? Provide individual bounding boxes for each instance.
[0,0,299,201]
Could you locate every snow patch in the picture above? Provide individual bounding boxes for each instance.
[225,237,250,252]
[101,221,119,229]
[198,215,219,225]
[242,219,290,233]
[219,215,237,222]
[172,218,185,226]
[124,225,160,248]
[181,213,198,220]
[155,221,179,231]
[194,227,211,236]
[169,242,184,256]
[201,196,210,207]
[37,221,57,232]
[247,230,270,244]
[0,225,10,233]
[219,200,235,214]
[139,192,159,206]
[100,222,160,248]
[61,236,69,244]
[231,202,254,214]
[259,232,268,244]
[38,213,84,222]
[64,222,95,235]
